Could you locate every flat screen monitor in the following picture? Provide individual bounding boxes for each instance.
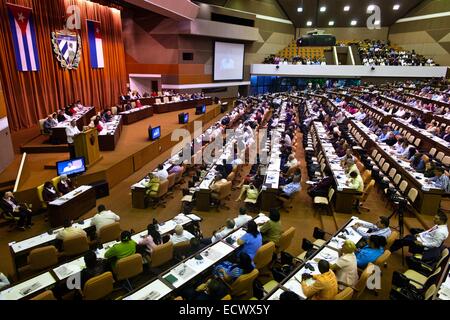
[184,113,189,123]
[56,157,86,177]
[151,126,161,141]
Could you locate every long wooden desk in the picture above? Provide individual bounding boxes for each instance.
[50,107,96,144]
[265,216,370,300]
[311,121,361,214]
[153,97,212,114]
[48,185,97,228]
[349,120,444,215]
[1,213,201,300]
[98,115,123,151]
[122,214,269,300]
[119,105,154,125]
[390,118,450,155]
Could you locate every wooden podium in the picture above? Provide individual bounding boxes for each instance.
[74,129,102,167]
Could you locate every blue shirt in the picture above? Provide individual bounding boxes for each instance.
[282,182,301,196]
[239,232,262,261]
[355,245,384,268]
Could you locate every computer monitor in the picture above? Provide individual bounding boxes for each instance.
[196,104,206,115]
[150,126,161,141]
[56,157,86,177]
[178,112,189,124]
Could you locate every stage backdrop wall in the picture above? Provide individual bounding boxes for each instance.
[0,0,127,132]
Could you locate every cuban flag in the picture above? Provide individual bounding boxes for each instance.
[6,3,40,72]
[87,20,104,69]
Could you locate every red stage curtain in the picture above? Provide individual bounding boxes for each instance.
[0,0,127,131]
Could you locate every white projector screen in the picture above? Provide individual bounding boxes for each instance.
[213,41,245,81]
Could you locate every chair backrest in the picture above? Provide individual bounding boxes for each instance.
[83,271,114,300]
[217,181,232,200]
[28,245,58,271]
[393,174,402,186]
[222,294,232,300]
[155,98,162,104]
[230,269,259,299]
[150,241,173,268]
[62,234,89,257]
[362,170,372,185]
[31,290,56,300]
[114,253,143,281]
[276,227,296,254]
[374,250,391,266]
[51,176,61,189]
[435,248,449,269]
[156,179,169,197]
[442,156,450,166]
[163,97,170,103]
[254,241,275,270]
[371,150,378,158]
[328,188,335,202]
[98,222,121,244]
[436,152,445,161]
[167,173,177,189]
[334,287,354,300]
[356,161,365,174]
[407,188,418,203]
[226,172,235,182]
[429,148,437,157]
[173,240,191,257]
[111,106,118,115]
[36,184,46,208]
[361,180,375,203]
[38,119,46,133]
[414,138,421,147]
[386,230,399,249]
[399,180,408,193]
[354,263,375,299]
[381,162,390,173]
[424,284,437,300]
[388,168,396,178]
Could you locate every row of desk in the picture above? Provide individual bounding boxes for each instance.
[122,214,270,300]
[1,213,201,300]
[50,106,96,144]
[348,119,444,215]
[265,216,369,300]
[310,121,361,214]
[98,115,123,151]
[118,97,213,125]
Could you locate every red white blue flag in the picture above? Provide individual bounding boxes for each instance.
[7,3,40,71]
[87,20,104,68]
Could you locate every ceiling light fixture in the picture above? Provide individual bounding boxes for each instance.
[343,5,350,11]
[393,4,400,10]
[297,7,303,12]
[351,20,357,26]
[328,21,335,26]
[367,5,375,12]
[320,6,326,12]
[306,21,313,26]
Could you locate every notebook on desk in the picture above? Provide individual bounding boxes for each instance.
[164,274,178,284]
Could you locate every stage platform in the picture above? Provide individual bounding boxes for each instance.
[0,104,223,209]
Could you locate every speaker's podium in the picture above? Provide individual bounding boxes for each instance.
[74,129,102,167]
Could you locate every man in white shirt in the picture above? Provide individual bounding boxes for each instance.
[234,207,252,228]
[154,164,169,181]
[211,219,235,243]
[390,212,448,254]
[170,225,195,244]
[90,205,120,235]
[352,216,392,240]
[66,120,80,159]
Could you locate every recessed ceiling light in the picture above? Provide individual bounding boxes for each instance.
[306,21,313,26]
[367,4,375,12]
[320,6,326,12]
[351,20,357,26]
[328,21,335,26]
[297,7,303,12]
[343,5,350,11]
[393,4,400,10]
